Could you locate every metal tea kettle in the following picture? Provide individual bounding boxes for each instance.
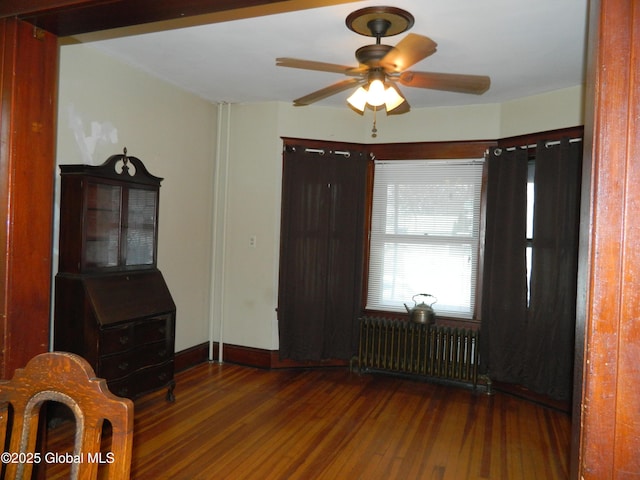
[404,294,437,324]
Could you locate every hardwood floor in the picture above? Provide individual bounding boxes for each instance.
[43,362,571,479]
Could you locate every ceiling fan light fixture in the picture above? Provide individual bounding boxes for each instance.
[279,6,491,115]
[347,81,406,113]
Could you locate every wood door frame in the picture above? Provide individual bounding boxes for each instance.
[0,18,57,378]
[1,1,638,477]
[570,1,640,477]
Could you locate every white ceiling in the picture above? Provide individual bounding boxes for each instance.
[74,0,589,109]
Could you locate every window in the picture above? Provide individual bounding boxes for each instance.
[366,159,485,319]
[526,160,535,305]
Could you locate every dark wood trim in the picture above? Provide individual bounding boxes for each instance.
[369,140,497,160]
[571,0,640,478]
[208,343,349,369]
[174,342,209,372]
[269,351,348,369]
[493,380,571,414]
[3,0,297,37]
[0,18,57,378]
[214,343,271,368]
[0,0,110,17]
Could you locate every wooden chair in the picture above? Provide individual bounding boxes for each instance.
[0,351,134,479]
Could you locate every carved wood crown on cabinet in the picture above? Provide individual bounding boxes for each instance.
[54,152,176,402]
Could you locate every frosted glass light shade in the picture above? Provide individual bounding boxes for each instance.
[347,87,368,112]
[367,79,386,106]
[384,85,405,111]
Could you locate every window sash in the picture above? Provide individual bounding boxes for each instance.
[366,159,484,319]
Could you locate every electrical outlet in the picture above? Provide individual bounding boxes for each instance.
[249,235,257,248]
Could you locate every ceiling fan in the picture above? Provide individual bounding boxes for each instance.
[276,6,491,115]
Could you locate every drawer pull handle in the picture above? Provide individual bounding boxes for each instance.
[118,387,129,396]
[158,327,166,334]
[119,335,130,345]
[118,362,129,370]
[158,373,167,381]
[158,349,167,357]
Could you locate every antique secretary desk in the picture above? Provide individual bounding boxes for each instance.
[54,150,176,401]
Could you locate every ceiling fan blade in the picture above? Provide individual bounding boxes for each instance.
[380,34,437,72]
[293,78,364,106]
[276,57,364,76]
[399,71,491,94]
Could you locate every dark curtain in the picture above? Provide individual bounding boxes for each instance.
[523,139,582,401]
[481,139,582,402]
[480,147,529,383]
[278,145,367,361]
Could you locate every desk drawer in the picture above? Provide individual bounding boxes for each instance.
[100,324,134,354]
[135,315,173,344]
[99,340,172,380]
[108,361,174,399]
[100,314,173,355]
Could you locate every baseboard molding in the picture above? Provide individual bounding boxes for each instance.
[175,342,349,370]
[175,342,209,372]
[492,380,571,413]
[215,342,349,369]
[269,352,349,369]
[214,343,272,368]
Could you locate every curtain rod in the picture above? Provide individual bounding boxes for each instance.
[303,148,351,157]
[491,137,583,155]
[284,145,353,157]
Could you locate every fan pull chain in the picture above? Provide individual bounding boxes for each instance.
[371,107,378,138]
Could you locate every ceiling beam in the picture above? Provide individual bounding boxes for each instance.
[0,0,297,36]
[0,0,111,18]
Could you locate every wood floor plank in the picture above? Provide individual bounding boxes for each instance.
[41,362,571,479]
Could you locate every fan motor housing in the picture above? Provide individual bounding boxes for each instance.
[355,44,394,66]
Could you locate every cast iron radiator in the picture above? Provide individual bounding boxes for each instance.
[357,316,480,388]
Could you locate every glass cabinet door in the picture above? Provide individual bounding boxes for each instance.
[85,183,122,268]
[125,188,157,266]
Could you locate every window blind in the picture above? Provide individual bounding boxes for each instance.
[366,159,484,318]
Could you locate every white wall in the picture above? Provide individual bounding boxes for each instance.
[56,43,584,355]
[499,85,585,137]
[275,101,503,143]
[215,103,283,349]
[55,44,217,351]
[366,103,503,142]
